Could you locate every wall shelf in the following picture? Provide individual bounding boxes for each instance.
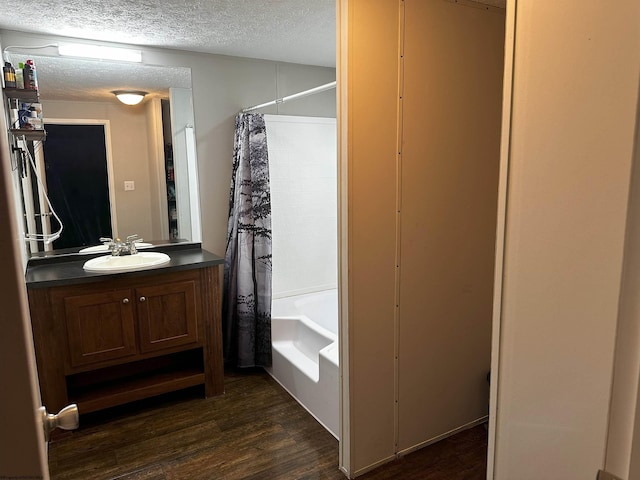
[9,128,46,141]
[3,87,40,102]
[4,87,45,141]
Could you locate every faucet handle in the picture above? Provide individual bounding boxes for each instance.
[125,234,142,254]
[125,234,142,243]
[99,237,117,254]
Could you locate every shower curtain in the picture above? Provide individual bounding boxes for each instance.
[222,113,272,368]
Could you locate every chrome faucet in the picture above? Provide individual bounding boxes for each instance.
[99,235,143,256]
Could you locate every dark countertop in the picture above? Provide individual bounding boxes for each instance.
[26,243,224,289]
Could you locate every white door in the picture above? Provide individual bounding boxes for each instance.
[0,129,78,479]
[0,137,50,476]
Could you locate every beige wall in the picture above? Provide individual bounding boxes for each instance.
[344,0,400,471]
[609,103,640,479]
[493,1,640,479]
[399,0,504,452]
[43,99,160,241]
[342,0,503,474]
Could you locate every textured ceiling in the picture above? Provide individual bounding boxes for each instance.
[0,0,336,67]
[5,53,191,102]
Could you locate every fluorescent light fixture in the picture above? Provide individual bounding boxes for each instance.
[58,43,142,62]
[113,90,147,105]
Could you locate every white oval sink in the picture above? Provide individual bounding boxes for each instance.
[83,252,171,274]
[79,243,153,254]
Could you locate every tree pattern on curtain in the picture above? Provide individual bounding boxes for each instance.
[222,113,272,368]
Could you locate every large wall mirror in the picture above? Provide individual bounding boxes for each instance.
[6,52,201,256]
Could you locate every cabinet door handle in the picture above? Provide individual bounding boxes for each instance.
[122,298,129,304]
[139,296,146,302]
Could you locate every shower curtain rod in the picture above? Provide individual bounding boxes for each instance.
[241,81,336,113]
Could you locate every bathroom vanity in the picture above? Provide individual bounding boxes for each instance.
[25,244,224,416]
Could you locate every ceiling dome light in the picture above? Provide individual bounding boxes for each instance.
[113,90,147,105]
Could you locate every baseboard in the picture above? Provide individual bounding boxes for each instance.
[343,416,489,478]
[350,453,398,478]
[397,415,489,457]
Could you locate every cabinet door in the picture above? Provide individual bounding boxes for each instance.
[136,281,199,353]
[64,289,137,367]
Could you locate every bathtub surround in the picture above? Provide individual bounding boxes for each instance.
[269,290,339,438]
[222,113,273,368]
[265,114,339,437]
[266,115,337,298]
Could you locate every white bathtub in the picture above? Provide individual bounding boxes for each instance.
[266,289,339,438]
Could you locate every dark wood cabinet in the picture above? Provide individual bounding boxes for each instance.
[136,280,199,353]
[27,265,223,416]
[64,288,137,367]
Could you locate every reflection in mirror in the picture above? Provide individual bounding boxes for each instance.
[6,53,201,256]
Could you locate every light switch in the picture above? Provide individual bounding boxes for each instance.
[124,181,135,191]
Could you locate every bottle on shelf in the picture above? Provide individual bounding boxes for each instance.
[28,106,42,130]
[18,102,34,130]
[3,62,16,88]
[9,99,19,128]
[23,61,36,90]
[15,63,24,89]
[25,59,38,90]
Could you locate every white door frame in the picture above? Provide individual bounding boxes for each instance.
[486,0,516,477]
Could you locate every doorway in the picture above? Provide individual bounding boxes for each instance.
[40,120,117,250]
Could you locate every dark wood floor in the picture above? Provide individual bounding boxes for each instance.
[49,369,487,479]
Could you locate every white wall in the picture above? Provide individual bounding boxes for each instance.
[266,115,337,298]
[493,1,640,479]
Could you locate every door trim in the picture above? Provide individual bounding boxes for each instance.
[487,0,517,477]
